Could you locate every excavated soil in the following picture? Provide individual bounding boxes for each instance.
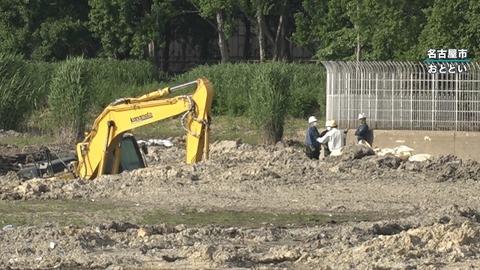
[1,136,480,269]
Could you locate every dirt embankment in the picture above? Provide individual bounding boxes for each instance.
[1,139,480,269]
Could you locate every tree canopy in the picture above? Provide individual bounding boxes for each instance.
[0,0,478,67]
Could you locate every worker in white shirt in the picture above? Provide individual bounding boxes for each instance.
[319,120,331,157]
[317,119,347,152]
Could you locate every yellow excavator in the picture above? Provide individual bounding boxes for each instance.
[18,77,213,180]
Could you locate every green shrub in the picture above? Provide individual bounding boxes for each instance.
[14,60,327,137]
[287,63,326,118]
[0,54,38,130]
[25,61,56,107]
[248,63,290,144]
[85,59,159,109]
[174,62,326,119]
[173,63,255,116]
[20,61,56,133]
[48,56,91,143]
[316,70,327,117]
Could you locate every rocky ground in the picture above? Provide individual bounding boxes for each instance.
[1,134,480,269]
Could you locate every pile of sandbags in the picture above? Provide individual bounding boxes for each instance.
[375,145,431,162]
[329,143,431,162]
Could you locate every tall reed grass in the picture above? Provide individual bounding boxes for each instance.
[177,62,326,119]
[7,59,327,144]
[0,53,37,130]
[48,56,91,143]
[249,63,290,144]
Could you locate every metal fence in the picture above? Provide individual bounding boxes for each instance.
[321,61,480,131]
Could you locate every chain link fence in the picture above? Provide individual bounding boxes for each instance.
[322,61,480,131]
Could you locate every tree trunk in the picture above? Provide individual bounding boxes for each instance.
[355,1,361,61]
[356,30,361,61]
[256,6,266,62]
[242,14,252,60]
[216,11,229,63]
[148,40,157,63]
[258,0,291,61]
[181,39,187,71]
[280,3,291,61]
[273,13,284,60]
[162,28,171,73]
[274,0,291,61]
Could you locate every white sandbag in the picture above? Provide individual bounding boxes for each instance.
[330,148,343,157]
[408,154,432,162]
[394,145,414,153]
[394,151,412,161]
[393,145,414,161]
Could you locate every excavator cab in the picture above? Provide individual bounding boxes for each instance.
[104,134,146,175]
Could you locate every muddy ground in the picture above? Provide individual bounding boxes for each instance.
[1,134,480,269]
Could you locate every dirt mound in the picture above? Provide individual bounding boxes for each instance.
[340,143,376,160]
[401,154,480,182]
[2,214,480,269]
[2,140,480,269]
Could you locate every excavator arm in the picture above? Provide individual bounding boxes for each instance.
[75,78,213,180]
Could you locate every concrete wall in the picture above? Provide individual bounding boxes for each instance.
[348,130,480,161]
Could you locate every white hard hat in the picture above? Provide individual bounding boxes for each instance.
[308,116,318,124]
[325,120,330,127]
[358,113,366,120]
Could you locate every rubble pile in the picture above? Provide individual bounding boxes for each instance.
[1,138,480,269]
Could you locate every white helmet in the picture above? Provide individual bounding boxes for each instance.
[308,116,318,124]
[325,120,330,127]
[358,113,366,120]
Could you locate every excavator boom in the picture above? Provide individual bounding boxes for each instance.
[75,78,213,180]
